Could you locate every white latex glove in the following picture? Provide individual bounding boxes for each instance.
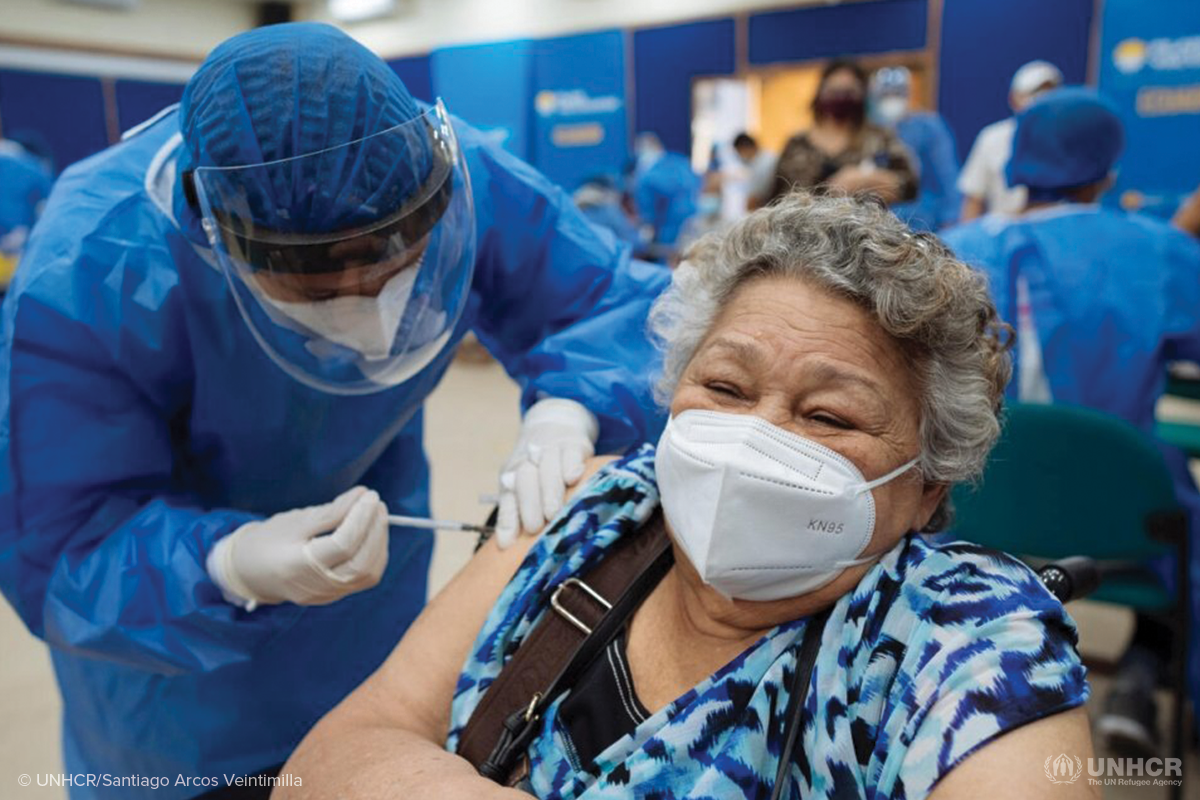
[496,398,599,548]
[207,486,389,611]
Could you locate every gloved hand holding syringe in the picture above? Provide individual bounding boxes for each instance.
[207,487,493,613]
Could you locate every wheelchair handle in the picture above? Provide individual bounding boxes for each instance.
[1037,556,1101,603]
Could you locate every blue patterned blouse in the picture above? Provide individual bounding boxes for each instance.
[447,445,1089,799]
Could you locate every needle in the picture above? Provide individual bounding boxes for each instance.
[387,514,494,535]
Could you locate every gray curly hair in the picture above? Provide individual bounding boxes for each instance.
[648,191,1012,531]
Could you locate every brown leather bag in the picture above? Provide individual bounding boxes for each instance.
[456,512,671,785]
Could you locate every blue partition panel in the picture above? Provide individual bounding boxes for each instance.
[748,0,927,65]
[115,79,185,134]
[633,18,736,154]
[530,30,628,191]
[0,69,109,170]
[938,0,1093,162]
[1097,0,1200,218]
[387,55,434,103]
[431,40,534,161]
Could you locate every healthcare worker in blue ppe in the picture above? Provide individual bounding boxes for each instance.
[0,23,668,800]
[572,175,646,252]
[869,66,961,232]
[0,137,53,288]
[942,87,1200,759]
[629,132,701,259]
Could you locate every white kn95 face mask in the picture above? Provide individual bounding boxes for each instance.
[654,409,918,601]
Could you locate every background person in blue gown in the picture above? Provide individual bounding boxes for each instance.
[942,87,1200,758]
[869,66,961,232]
[0,137,53,291]
[628,132,701,261]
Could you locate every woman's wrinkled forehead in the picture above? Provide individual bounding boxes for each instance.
[700,275,921,403]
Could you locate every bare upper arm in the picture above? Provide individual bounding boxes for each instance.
[927,707,1099,800]
[319,455,618,743]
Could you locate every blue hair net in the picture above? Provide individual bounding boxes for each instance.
[179,22,433,233]
[1006,87,1125,201]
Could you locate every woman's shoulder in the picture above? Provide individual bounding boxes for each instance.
[846,535,1080,665]
[447,445,660,747]
[559,444,659,525]
[899,534,1033,577]
[852,537,1089,797]
[894,535,1069,621]
[505,444,659,576]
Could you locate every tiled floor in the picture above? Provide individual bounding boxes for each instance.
[1,355,1196,798]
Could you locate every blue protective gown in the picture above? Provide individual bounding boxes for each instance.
[0,107,669,798]
[942,203,1200,719]
[632,153,700,248]
[891,112,960,232]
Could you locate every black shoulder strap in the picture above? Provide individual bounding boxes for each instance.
[457,512,672,783]
[771,606,833,800]
[461,510,831,796]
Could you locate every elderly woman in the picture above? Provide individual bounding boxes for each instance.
[277,193,1095,800]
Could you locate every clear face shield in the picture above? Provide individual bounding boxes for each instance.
[192,101,476,395]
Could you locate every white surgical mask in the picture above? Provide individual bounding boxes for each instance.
[654,409,918,601]
[874,96,909,127]
[258,254,424,361]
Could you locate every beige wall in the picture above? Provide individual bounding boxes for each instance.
[1,0,256,60]
[0,1,899,71]
[755,69,819,154]
[299,0,827,59]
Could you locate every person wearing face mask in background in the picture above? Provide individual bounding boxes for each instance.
[280,192,1094,800]
[869,66,961,232]
[673,145,728,251]
[943,87,1200,760]
[957,60,1063,222]
[629,131,703,262]
[765,59,918,207]
[0,23,669,799]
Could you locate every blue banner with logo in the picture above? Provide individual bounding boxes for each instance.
[431,40,534,162]
[633,19,736,156]
[114,79,185,134]
[530,30,628,192]
[938,0,1093,164]
[1098,0,1200,217]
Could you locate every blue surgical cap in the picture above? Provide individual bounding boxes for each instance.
[179,22,433,233]
[1006,87,1125,200]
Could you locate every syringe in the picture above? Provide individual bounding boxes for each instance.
[387,514,494,535]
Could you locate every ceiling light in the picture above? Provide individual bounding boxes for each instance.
[328,0,396,23]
